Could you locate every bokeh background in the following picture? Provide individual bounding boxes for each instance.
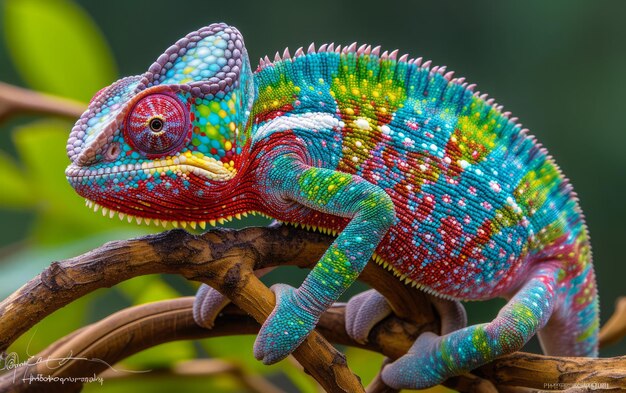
[0,0,625,391]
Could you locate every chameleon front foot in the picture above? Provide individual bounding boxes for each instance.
[345,289,392,344]
[253,284,318,364]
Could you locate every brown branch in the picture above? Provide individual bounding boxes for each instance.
[0,82,85,123]
[0,226,433,392]
[2,298,625,392]
[0,226,625,392]
[0,226,437,349]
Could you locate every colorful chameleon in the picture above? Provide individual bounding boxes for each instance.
[65,23,598,389]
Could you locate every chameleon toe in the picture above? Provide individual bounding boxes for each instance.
[381,332,445,389]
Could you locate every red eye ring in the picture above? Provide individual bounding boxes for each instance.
[124,93,190,157]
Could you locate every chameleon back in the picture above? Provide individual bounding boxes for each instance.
[251,47,594,304]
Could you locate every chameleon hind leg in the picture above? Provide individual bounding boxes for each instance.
[381,265,560,389]
[253,158,395,364]
[537,263,598,357]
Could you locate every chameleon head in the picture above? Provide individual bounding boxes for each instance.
[65,23,256,225]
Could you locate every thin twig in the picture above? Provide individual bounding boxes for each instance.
[0,82,85,122]
[600,297,626,348]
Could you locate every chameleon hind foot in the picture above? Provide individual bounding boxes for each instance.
[381,331,445,389]
[193,267,275,329]
[381,266,560,389]
[345,289,392,344]
[192,284,231,329]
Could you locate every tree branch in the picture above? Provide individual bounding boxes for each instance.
[2,297,625,392]
[0,225,624,392]
[0,226,376,392]
[0,82,85,123]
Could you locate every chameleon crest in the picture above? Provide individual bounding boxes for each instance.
[67,23,598,389]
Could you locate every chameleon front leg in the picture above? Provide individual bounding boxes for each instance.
[382,265,559,389]
[253,158,395,364]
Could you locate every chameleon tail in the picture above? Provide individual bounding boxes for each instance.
[537,260,599,356]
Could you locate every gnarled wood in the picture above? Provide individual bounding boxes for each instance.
[0,226,625,392]
[1,297,625,392]
[0,225,440,393]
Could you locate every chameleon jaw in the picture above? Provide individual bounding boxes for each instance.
[66,157,243,227]
[83,198,270,230]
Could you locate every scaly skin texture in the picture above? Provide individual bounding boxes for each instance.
[66,23,599,389]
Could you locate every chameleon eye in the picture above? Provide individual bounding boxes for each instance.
[149,117,164,132]
[125,94,190,157]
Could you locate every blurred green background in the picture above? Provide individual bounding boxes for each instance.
[0,0,624,391]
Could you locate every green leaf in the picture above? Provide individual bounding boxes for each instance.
[0,150,34,207]
[3,0,117,102]
[344,347,385,386]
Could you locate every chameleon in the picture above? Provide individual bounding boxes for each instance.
[65,23,599,389]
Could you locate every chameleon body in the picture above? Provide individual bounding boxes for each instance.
[66,23,598,389]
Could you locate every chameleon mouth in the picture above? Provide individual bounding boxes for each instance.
[66,158,241,226]
[65,155,235,182]
[82,198,270,230]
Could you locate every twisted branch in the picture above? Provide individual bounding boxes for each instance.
[0,226,625,392]
[2,297,625,392]
[0,226,373,392]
